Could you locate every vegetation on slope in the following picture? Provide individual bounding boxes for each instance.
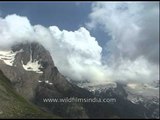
[0,70,59,119]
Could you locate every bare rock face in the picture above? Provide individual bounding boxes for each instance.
[0,42,56,99]
[0,42,89,118]
[0,41,158,119]
[0,70,57,119]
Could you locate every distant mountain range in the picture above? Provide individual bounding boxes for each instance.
[0,42,159,119]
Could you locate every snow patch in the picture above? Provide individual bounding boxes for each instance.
[38,80,53,85]
[127,83,159,91]
[125,83,159,103]
[22,60,43,73]
[78,81,117,92]
[127,83,137,89]
[22,47,43,73]
[45,80,49,83]
[0,49,23,66]
[49,82,53,85]
[45,80,53,85]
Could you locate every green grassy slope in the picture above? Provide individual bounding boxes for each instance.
[0,70,59,119]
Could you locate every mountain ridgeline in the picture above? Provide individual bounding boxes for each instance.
[0,42,159,119]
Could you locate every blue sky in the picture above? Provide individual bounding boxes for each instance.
[0,2,108,47]
[0,2,158,83]
[0,2,91,29]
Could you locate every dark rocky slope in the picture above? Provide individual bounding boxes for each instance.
[0,70,58,119]
[0,42,158,119]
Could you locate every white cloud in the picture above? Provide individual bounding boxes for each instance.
[0,1,159,85]
[86,2,159,83]
[0,14,108,83]
[47,26,107,82]
[0,14,35,49]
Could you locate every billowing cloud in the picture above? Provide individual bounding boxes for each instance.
[87,2,159,64]
[86,2,159,83]
[0,2,159,85]
[0,14,35,49]
[0,14,108,83]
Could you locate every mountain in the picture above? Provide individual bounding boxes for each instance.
[0,42,159,119]
[0,70,59,119]
[0,42,92,118]
[79,81,159,119]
